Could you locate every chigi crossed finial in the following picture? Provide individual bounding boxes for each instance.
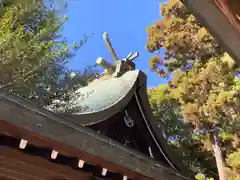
[96,32,140,77]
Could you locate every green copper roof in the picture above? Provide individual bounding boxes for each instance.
[70,70,139,114]
[47,70,140,125]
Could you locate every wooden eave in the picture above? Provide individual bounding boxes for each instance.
[0,93,187,180]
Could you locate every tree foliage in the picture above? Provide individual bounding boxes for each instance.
[148,85,218,178]
[169,55,240,178]
[146,0,225,76]
[148,84,186,138]
[0,0,98,106]
[146,0,240,179]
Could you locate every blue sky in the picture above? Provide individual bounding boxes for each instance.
[63,0,167,87]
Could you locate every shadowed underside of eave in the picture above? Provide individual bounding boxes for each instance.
[0,146,96,180]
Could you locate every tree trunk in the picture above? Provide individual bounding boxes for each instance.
[211,132,228,180]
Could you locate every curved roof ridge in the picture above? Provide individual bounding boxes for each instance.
[61,70,140,125]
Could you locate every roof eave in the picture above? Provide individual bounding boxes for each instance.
[0,92,186,180]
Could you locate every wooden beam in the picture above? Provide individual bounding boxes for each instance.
[0,146,95,180]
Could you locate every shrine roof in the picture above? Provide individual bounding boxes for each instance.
[70,70,139,114]
[0,92,188,180]
[49,70,140,126]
